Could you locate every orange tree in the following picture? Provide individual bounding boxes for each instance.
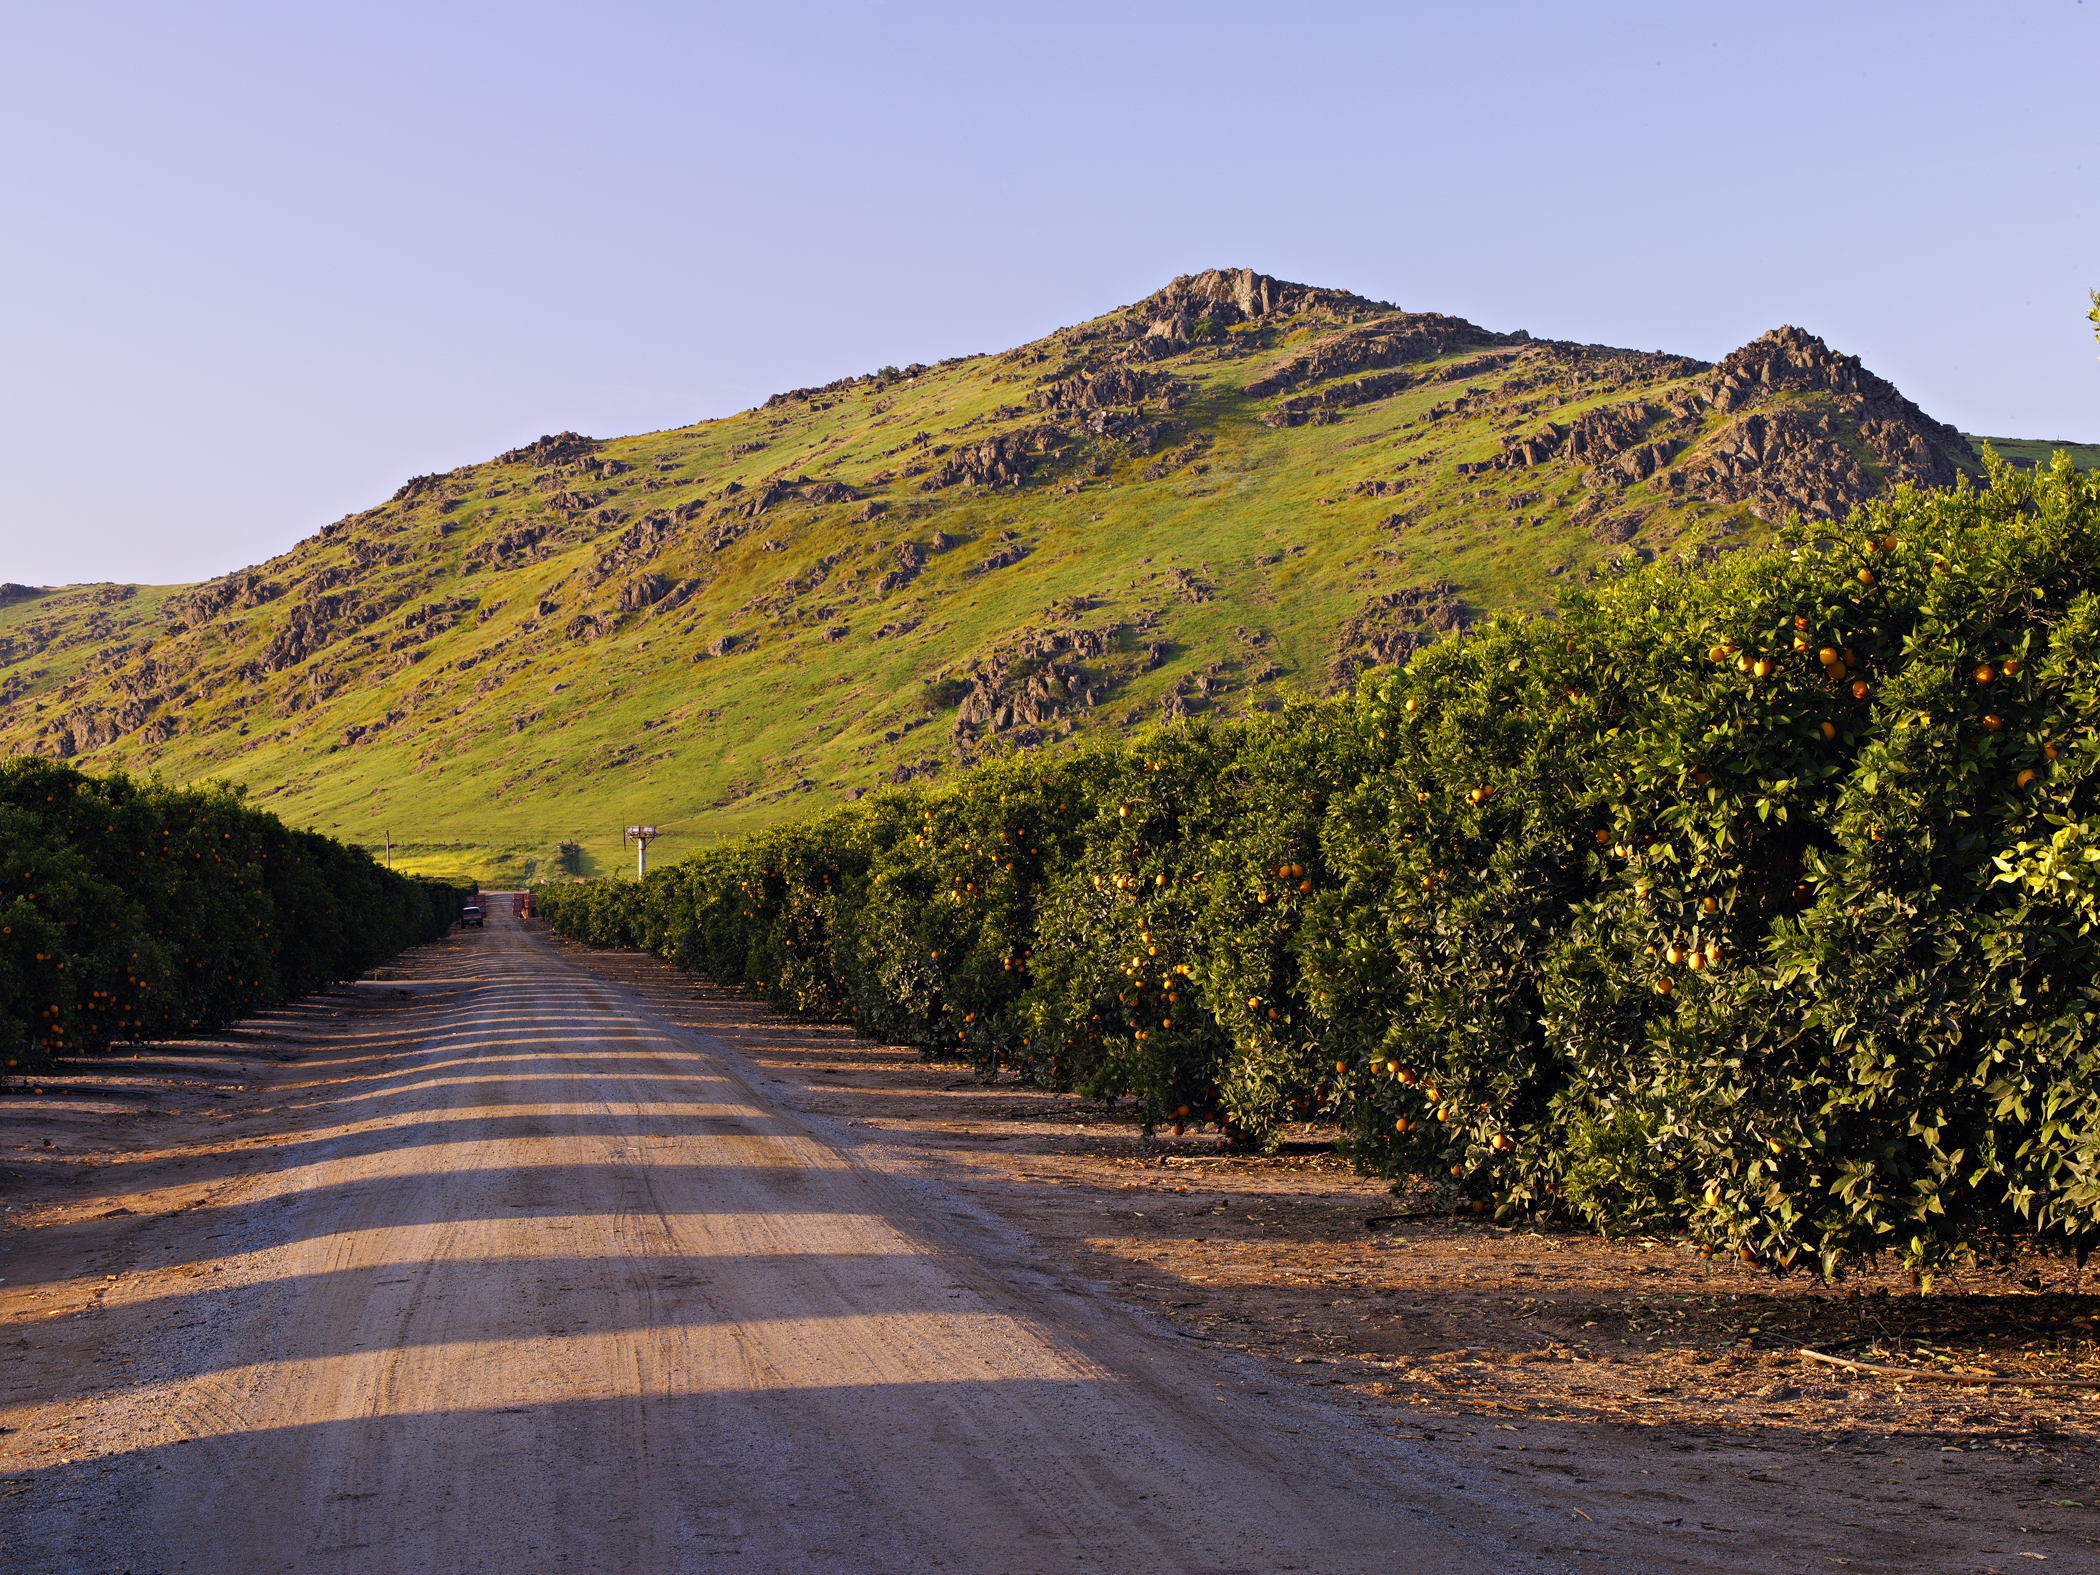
[2,759,468,1072]
[539,456,2100,1277]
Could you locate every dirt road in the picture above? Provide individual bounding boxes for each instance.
[3,907,1566,1573]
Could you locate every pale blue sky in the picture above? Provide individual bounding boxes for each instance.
[3,1,2096,586]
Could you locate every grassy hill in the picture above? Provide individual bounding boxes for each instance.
[1959,433,2100,473]
[0,268,1992,883]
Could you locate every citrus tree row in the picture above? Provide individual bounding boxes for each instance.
[2,759,472,1071]
[541,455,2100,1283]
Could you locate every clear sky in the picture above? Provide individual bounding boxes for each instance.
[3,0,2096,587]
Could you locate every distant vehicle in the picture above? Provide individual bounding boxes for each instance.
[460,904,484,929]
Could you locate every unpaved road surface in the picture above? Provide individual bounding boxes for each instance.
[7,910,2097,1573]
[3,909,1561,1573]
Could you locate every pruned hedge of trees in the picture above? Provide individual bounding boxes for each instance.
[2,760,471,1071]
[541,457,2100,1281]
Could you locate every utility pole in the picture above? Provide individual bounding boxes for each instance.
[385,830,392,870]
[624,824,659,880]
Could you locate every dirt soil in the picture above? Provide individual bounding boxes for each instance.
[3,907,2096,1573]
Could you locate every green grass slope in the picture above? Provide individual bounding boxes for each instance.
[1960,433,2100,473]
[0,269,1987,883]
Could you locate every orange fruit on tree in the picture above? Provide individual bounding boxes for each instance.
[1851,679,1871,700]
[1982,715,2004,732]
[1820,720,1836,740]
[2018,768,2038,788]
[1975,664,1996,685]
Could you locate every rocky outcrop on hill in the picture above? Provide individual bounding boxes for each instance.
[1132,268,1388,335]
[472,523,554,570]
[1030,366,1173,413]
[1672,327,1979,520]
[580,512,682,586]
[977,539,1032,574]
[168,571,279,630]
[1247,314,1518,400]
[1327,583,1468,694]
[1480,398,1699,480]
[37,696,163,758]
[498,432,601,468]
[1452,327,1976,527]
[616,574,668,612]
[950,625,1119,747]
[918,426,1065,490]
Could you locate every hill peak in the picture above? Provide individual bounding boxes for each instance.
[0,276,1994,880]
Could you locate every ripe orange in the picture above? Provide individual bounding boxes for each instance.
[1857,568,1875,585]
[1882,534,1898,551]
[1982,715,2004,732]
[1793,615,1809,631]
[1701,896,1717,913]
[2018,768,2038,788]
[1975,664,1996,686]
[1818,647,1841,667]
[1751,658,1773,679]
[1394,1117,1413,1133]
[1820,720,1836,740]
[1851,679,1871,700]
[1335,1059,1348,1074]
[1655,977,1673,995]
[1491,1133,1514,1151]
